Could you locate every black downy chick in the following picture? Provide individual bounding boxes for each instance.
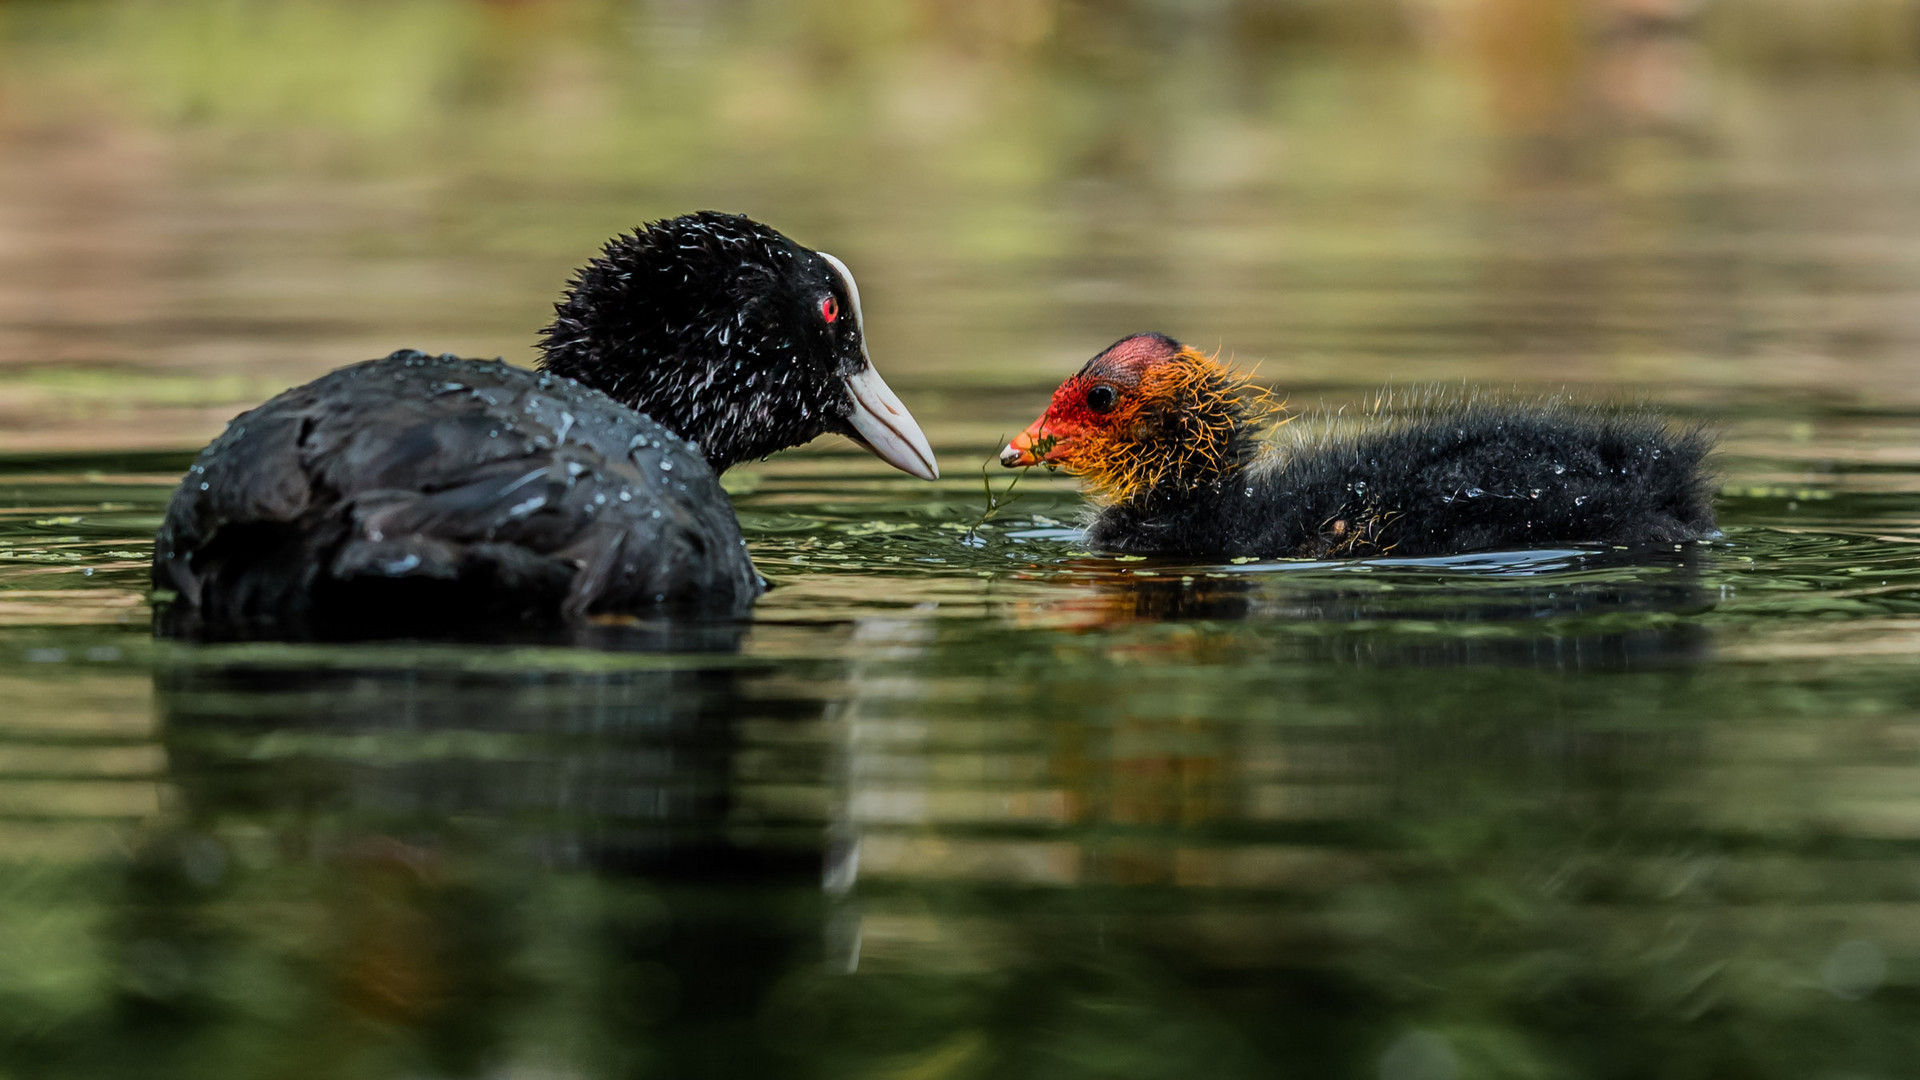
[1002,333,1714,559]
[154,212,938,637]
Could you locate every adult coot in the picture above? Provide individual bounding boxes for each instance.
[155,212,938,636]
[1001,333,1714,559]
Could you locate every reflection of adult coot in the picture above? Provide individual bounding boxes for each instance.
[141,623,834,1077]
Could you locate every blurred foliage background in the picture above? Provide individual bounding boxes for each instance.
[2,0,1920,453]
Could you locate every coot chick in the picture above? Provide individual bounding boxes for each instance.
[155,212,938,637]
[1000,333,1714,559]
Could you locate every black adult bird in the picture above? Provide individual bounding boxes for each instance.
[154,212,939,637]
[1001,333,1714,558]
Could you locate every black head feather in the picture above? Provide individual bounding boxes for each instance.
[539,211,870,472]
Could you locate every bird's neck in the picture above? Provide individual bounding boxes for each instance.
[539,254,765,472]
[542,307,798,472]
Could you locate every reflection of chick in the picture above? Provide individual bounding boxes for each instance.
[317,836,526,1075]
[1002,569,1258,632]
[1004,333,1715,559]
[333,838,448,1028]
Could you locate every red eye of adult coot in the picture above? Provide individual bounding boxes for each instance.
[821,296,840,324]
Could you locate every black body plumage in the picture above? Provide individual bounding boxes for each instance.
[153,212,913,637]
[1085,393,1717,559]
[154,353,758,636]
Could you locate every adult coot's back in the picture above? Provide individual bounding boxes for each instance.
[155,212,938,638]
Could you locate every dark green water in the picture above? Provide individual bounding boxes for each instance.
[4,428,1920,1079]
[7,0,1920,1076]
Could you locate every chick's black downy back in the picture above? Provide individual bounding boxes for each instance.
[1089,392,1717,559]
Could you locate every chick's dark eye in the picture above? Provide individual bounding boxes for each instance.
[820,296,840,324]
[1086,384,1117,413]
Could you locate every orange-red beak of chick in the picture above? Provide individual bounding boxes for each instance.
[998,431,1038,468]
[1000,412,1075,468]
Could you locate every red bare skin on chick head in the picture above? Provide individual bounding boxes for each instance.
[1001,333,1266,505]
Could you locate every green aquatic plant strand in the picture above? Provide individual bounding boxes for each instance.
[965,440,1049,543]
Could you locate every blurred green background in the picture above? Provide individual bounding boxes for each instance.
[4,0,1920,456]
[5,3,1920,1080]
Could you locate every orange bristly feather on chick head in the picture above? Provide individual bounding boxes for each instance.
[1001,333,1271,505]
